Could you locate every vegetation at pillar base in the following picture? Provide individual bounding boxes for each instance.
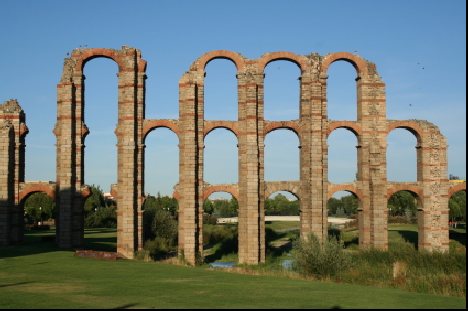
[292,233,350,278]
[24,192,55,226]
[0,229,465,308]
[142,193,178,260]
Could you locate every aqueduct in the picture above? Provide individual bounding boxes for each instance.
[1,47,465,265]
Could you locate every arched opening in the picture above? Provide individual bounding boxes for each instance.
[204,59,237,120]
[449,190,466,250]
[82,185,117,252]
[141,194,179,261]
[265,191,300,260]
[327,191,360,249]
[327,61,357,121]
[83,58,118,198]
[387,190,420,250]
[204,128,238,184]
[387,129,419,182]
[264,129,300,181]
[203,191,238,264]
[81,58,119,252]
[21,192,56,244]
[264,60,301,121]
[144,127,179,197]
[328,129,358,183]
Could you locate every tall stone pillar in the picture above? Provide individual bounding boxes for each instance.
[178,72,204,265]
[56,47,144,257]
[357,63,387,250]
[419,122,449,252]
[237,66,264,264]
[0,100,28,245]
[0,118,14,245]
[305,56,326,242]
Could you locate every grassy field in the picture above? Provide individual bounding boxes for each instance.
[0,226,465,308]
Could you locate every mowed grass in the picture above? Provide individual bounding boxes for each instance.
[0,228,466,308]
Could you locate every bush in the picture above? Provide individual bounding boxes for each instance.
[292,233,351,278]
[143,206,178,260]
[144,237,176,260]
[84,206,117,228]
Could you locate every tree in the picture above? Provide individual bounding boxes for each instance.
[388,191,418,218]
[265,193,299,216]
[84,185,105,216]
[24,192,55,225]
[449,191,466,222]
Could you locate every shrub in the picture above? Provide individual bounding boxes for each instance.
[292,233,351,278]
[84,206,117,228]
[144,237,176,260]
[143,206,178,260]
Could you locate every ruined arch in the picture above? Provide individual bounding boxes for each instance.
[328,126,360,177]
[203,121,239,139]
[387,127,420,182]
[203,184,239,202]
[257,52,308,72]
[328,184,363,202]
[449,182,466,198]
[264,128,301,181]
[191,50,246,73]
[321,52,367,77]
[143,120,180,141]
[1,48,453,264]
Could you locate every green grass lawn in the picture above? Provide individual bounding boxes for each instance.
[0,227,465,308]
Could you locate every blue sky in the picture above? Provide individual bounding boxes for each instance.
[0,0,465,198]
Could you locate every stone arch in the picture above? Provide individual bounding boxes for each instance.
[387,120,424,145]
[143,119,180,141]
[203,184,239,201]
[386,125,421,182]
[387,184,423,202]
[449,182,466,198]
[264,128,301,181]
[19,183,55,203]
[191,50,246,73]
[264,181,301,200]
[327,125,361,183]
[328,184,363,202]
[264,121,301,140]
[203,121,239,139]
[257,51,308,73]
[71,48,131,74]
[327,121,362,138]
[321,52,368,77]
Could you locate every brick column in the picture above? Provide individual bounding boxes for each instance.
[357,63,387,250]
[0,119,14,245]
[237,66,264,264]
[178,72,203,265]
[419,122,449,252]
[305,57,326,242]
[115,50,140,258]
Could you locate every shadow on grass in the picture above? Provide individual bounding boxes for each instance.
[82,237,117,252]
[0,281,35,288]
[391,229,418,249]
[204,236,238,263]
[0,228,117,258]
[266,227,296,257]
[449,229,466,247]
[344,237,359,249]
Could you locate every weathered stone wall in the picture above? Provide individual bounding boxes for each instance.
[1,48,463,264]
[0,99,28,245]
